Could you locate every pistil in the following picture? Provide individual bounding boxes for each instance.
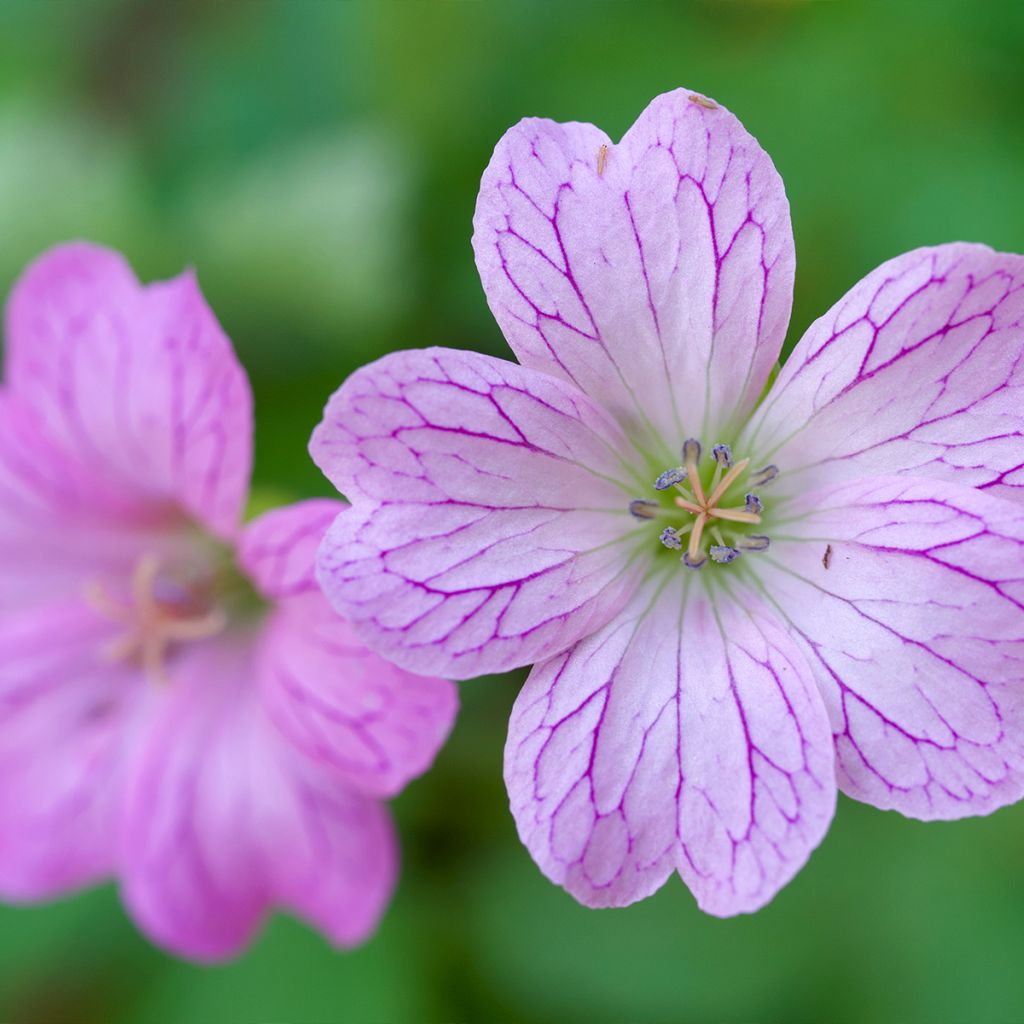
[84,554,228,685]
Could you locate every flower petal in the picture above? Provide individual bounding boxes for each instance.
[0,602,146,899]
[4,243,253,537]
[238,498,345,599]
[310,346,641,679]
[0,393,184,609]
[742,244,1024,501]
[120,641,396,961]
[505,578,835,915]
[762,474,1024,819]
[473,88,794,448]
[240,501,458,798]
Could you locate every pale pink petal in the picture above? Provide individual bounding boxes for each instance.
[4,243,252,537]
[120,640,396,962]
[473,88,794,449]
[505,578,835,915]
[0,602,148,899]
[763,474,1024,819]
[239,502,458,798]
[310,346,642,679]
[742,244,1024,502]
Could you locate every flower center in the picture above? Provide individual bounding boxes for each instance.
[84,553,229,686]
[629,439,778,570]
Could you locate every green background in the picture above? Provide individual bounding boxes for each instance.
[2,2,1023,1021]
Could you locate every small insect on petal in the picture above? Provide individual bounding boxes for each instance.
[597,144,608,176]
[823,544,833,570]
[655,467,687,491]
[688,94,718,110]
[629,499,660,520]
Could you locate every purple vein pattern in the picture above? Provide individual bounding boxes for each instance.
[311,347,642,678]
[472,90,794,448]
[742,245,1024,499]
[0,244,457,961]
[764,476,1024,818]
[312,88,1024,916]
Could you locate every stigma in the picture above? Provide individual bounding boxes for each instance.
[632,439,777,570]
[84,554,228,685]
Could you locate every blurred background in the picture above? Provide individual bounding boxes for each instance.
[1,1,1023,1021]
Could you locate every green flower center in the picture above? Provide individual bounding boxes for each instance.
[629,439,777,570]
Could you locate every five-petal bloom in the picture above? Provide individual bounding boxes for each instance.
[311,88,1024,915]
[0,243,457,959]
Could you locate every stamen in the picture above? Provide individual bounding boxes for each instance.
[673,495,704,515]
[630,499,661,520]
[660,527,682,550]
[682,438,705,505]
[655,467,687,491]
[711,443,733,468]
[83,580,131,622]
[737,535,770,551]
[687,512,708,564]
[85,555,228,687]
[744,493,763,515]
[707,506,761,524]
[709,545,741,564]
[749,464,779,487]
[682,552,706,570]
[707,457,751,508]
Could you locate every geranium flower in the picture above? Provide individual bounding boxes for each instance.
[310,88,1024,916]
[0,243,457,959]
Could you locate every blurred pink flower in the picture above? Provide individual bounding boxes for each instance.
[0,243,457,960]
[311,89,1024,915]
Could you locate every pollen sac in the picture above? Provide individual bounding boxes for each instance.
[711,443,733,468]
[749,464,779,487]
[737,534,770,551]
[629,499,660,520]
[682,551,706,570]
[744,493,763,514]
[709,545,740,564]
[660,527,682,550]
[682,438,702,464]
[654,467,687,490]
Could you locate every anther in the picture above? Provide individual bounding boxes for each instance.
[630,499,660,519]
[682,438,702,464]
[655,467,687,491]
[709,545,741,564]
[749,464,779,487]
[744,493,763,515]
[682,551,706,570]
[737,535,771,551]
[660,527,682,550]
[711,443,733,468]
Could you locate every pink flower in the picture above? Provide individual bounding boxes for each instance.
[0,243,457,959]
[310,89,1024,915]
